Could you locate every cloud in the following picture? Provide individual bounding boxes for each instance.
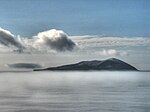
[34,29,76,51]
[0,28,25,50]
[95,49,128,56]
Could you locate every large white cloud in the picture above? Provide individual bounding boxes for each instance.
[0,28,25,50]
[34,29,76,51]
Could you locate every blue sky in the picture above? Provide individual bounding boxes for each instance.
[0,0,150,37]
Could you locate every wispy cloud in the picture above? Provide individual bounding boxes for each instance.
[70,35,150,57]
[72,35,150,48]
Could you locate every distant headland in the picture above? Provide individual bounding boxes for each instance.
[34,58,138,71]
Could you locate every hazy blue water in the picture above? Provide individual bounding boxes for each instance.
[0,71,149,112]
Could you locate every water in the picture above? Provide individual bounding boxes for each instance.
[0,71,149,112]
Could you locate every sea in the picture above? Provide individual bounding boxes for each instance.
[0,71,149,112]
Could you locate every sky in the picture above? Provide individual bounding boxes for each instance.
[0,0,150,70]
[0,0,150,37]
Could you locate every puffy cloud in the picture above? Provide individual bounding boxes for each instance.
[34,29,76,51]
[0,28,25,50]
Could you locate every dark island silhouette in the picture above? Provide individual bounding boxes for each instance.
[34,58,138,71]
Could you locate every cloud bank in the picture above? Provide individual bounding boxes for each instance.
[0,28,25,50]
[0,28,150,57]
[34,29,76,51]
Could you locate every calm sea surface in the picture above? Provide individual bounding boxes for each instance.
[0,71,149,112]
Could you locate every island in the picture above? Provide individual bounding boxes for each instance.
[34,58,138,71]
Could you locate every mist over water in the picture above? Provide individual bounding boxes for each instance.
[0,71,150,112]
